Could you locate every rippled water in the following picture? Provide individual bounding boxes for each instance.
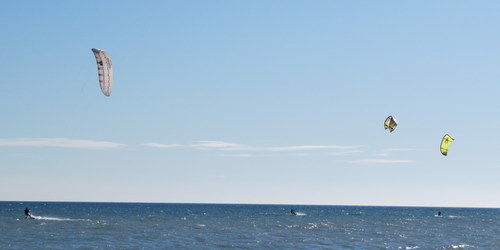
[1,202,498,249]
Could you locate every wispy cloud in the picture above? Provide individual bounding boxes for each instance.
[348,158,414,165]
[0,138,124,149]
[191,141,252,150]
[190,141,363,153]
[141,143,182,148]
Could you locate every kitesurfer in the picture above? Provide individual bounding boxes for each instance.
[24,207,33,219]
[291,209,297,216]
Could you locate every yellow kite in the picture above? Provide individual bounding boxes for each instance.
[440,134,454,156]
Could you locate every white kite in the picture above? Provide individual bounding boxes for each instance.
[91,48,113,96]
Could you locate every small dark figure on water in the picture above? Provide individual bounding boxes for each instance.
[437,211,442,216]
[24,207,33,219]
[291,209,297,216]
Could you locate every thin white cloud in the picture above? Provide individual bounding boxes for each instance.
[191,141,363,153]
[191,141,252,150]
[141,143,182,148]
[348,158,414,165]
[0,138,124,149]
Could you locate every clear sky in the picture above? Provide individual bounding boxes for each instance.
[1,1,499,207]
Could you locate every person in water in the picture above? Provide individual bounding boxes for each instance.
[24,207,33,219]
[291,209,297,216]
[437,211,442,216]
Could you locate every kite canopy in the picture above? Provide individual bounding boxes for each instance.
[440,134,454,156]
[384,116,398,132]
[91,48,113,96]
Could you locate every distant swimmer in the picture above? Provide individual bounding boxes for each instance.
[24,207,34,219]
[437,211,442,217]
[291,209,297,216]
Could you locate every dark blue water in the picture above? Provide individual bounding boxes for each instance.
[1,202,498,249]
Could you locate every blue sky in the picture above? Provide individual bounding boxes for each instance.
[1,1,499,207]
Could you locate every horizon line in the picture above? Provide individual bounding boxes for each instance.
[3,200,498,209]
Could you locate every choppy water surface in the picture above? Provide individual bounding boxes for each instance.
[1,202,498,249]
